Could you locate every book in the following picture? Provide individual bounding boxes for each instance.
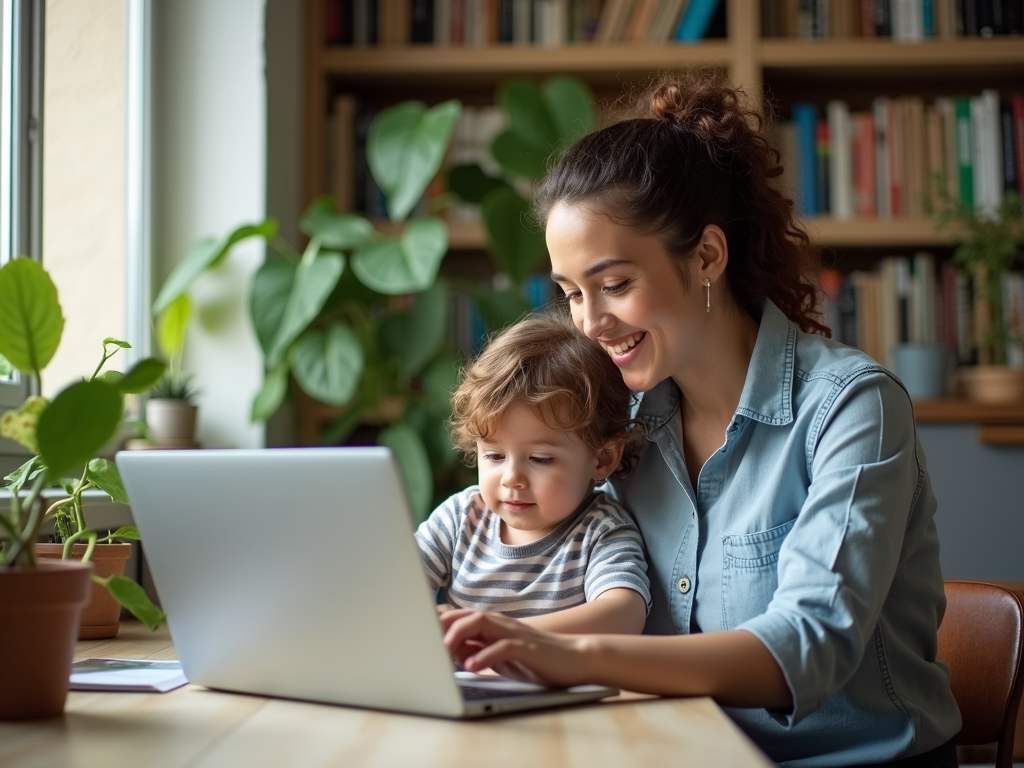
[873,97,891,217]
[792,103,819,215]
[954,96,974,208]
[673,0,721,42]
[827,100,854,219]
[852,111,877,217]
[70,658,188,693]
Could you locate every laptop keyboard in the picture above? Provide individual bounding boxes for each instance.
[460,684,541,701]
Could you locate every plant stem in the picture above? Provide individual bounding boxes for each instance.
[5,473,50,567]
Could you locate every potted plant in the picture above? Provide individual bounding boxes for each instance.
[931,187,1024,403]
[0,257,166,718]
[153,99,464,522]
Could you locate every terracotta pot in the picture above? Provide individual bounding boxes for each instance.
[958,365,1024,404]
[146,399,198,443]
[37,543,133,639]
[0,560,92,720]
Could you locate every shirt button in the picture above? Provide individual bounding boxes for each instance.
[677,577,691,594]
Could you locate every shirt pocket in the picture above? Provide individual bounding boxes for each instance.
[720,518,796,629]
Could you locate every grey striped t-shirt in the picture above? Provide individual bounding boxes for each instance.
[414,486,651,618]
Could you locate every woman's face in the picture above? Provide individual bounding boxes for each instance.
[546,202,708,393]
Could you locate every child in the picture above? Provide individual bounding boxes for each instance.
[415,313,651,635]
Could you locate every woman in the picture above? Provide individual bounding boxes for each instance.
[441,73,961,767]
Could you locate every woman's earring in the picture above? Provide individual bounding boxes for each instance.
[704,278,711,314]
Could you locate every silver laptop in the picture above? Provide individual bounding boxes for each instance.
[116,447,618,717]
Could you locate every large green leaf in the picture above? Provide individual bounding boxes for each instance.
[0,257,64,376]
[251,359,290,422]
[36,380,122,480]
[0,352,13,376]
[291,323,364,407]
[541,76,596,149]
[368,99,461,222]
[4,455,45,495]
[446,163,511,204]
[87,458,129,504]
[250,258,296,357]
[490,130,550,180]
[379,423,433,524]
[481,187,548,285]
[498,79,559,151]
[474,287,532,333]
[378,281,449,378]
[153,220,277,315]
[267,244,346,367]
[351,216,447,295]
[299,197,375,248]
[157,294,192,359]
[115,357,166,394]
[93,574,165,630]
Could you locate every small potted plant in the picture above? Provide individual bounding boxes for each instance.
[931,187,1024,403]
[0,257,166,719]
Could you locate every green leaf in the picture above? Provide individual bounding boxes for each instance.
[153,220,277,315]
[109,526,141,541]
[300,197,375,248]
[368,99,461,222]
[267,243,346,367]
[481,187,548,285]
[351,216,447,295]
[157,293,192,358]
[250,258,296,358]
[103,338,132,349]
[115,357,166,394]
[490,129,550,180]
[498,79,559,151]
[291,323,364,407]
[59,478,78,495]
[446,163,511,205]
[0,257,64,376]
[0,351,12,376]
[540,76,596,149]
[36,380,123,480]
[474,287,532,333]
[379,281,449,378]
[87,458,129,504]
[4,456,45,495]
[422,350,461,414]
[0,395,48,452]
[379,422,433,524]
[93,574,165,631]
[251,359,290,422]
[96,370,123,385]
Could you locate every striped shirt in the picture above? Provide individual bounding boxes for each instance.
[414,486,651,618]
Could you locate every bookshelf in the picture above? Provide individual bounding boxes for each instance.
[303,0,1024,433]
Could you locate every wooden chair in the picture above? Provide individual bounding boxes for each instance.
[936,580,1024,768]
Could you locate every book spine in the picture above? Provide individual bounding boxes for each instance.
[887,98,904,217]
[977,0,995,35]
[816,119,831,215]
[954,96,975,208]
[839,273,859,348]
[1007,0,1024,33]
[674,0,721,41]
[827,100,854,219]
[1001,101,1019,194]
[1014,94,1024,196]
[923,0,936,35]
[853,112,878,217]
[962,0,979,34]
[793,103,819,216]
[874,0,893,35]
[873,97,891,218]
[412,0,435,41]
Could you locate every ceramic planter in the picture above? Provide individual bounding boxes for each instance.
[146,398,198,446]
[958,366,1024,404]
[37,543,133,639]
[0,560,92,720]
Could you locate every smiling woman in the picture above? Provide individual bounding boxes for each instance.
[440,71,963,768]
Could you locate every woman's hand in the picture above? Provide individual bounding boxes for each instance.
[440,609,597,688]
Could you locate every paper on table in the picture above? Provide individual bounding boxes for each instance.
[70,658,188,693]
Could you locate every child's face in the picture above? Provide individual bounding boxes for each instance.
[476,404,621,546]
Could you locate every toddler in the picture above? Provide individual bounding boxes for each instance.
[415,313,650,634]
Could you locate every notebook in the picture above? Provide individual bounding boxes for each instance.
[116,447,617,717]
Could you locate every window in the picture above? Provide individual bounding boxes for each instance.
[0,0,43,462]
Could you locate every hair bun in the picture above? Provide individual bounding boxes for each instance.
[650,82,686,122]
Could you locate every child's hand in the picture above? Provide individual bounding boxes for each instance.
[436,603,455,616]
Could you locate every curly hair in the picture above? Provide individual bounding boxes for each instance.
[450,312,644,478]
[534,70,828,336]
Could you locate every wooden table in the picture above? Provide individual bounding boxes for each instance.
[0,622,773,767]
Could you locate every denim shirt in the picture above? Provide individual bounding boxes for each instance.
[607,300,961,767]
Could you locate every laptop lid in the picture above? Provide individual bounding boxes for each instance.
[117,447,616,718]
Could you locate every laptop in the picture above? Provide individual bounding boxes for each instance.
[116,447,618,718]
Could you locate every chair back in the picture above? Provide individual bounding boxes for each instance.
[937,580,1024,767]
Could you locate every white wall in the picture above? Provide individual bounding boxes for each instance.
[151,0,267,449]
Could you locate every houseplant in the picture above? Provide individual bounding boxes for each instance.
[0,257,166,717]
[154,99,463,522]
[931,187,1024,402]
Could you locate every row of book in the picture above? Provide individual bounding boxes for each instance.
[819,255,1024,369]
[324,0,726,46]
[774,91,1024,221]
[763,0,1024,40]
